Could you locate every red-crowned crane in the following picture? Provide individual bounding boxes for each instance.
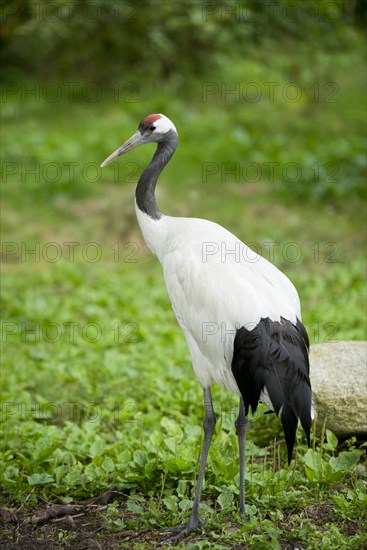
[100,114,313,541]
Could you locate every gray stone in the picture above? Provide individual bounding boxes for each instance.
[309,341,367,438]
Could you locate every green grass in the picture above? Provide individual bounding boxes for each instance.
[1,257,366,547]
[1,42,366,548]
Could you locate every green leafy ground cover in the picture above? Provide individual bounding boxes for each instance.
[1,44,366,548]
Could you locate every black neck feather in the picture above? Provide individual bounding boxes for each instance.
[135,130,178,219]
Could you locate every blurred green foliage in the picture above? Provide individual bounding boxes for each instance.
[1,0,366,82]
[1,0,366,202]
[1,258,366,548]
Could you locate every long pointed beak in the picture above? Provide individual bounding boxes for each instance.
[100,130,144,168]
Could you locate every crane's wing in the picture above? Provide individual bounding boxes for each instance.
[231,316,311,463]
[160,216,312,461]
[161,216,301,330]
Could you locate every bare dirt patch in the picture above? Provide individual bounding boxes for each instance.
[0,491,161,550]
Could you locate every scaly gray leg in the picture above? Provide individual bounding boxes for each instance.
[235,397,248,516]
[162,387,216,544]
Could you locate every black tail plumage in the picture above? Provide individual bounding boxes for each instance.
[231,317,312,464]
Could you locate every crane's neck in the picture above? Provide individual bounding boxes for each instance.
[135,132,178,220]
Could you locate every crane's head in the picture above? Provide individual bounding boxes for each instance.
[100,114,177,168]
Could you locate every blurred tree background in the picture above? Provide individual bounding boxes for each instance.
[1,0,366,82]
[1,0,366,205]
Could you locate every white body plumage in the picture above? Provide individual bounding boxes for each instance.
[136,205,301,396]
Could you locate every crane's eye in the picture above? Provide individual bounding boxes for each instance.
[150,125,156,131]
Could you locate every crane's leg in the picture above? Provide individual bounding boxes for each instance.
[235,397,248,516]
[162,387,216,543]
[188,387,216,527]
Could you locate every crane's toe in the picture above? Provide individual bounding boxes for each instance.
[160,518,205,545]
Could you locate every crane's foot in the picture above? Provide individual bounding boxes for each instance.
[159,518,205,545]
